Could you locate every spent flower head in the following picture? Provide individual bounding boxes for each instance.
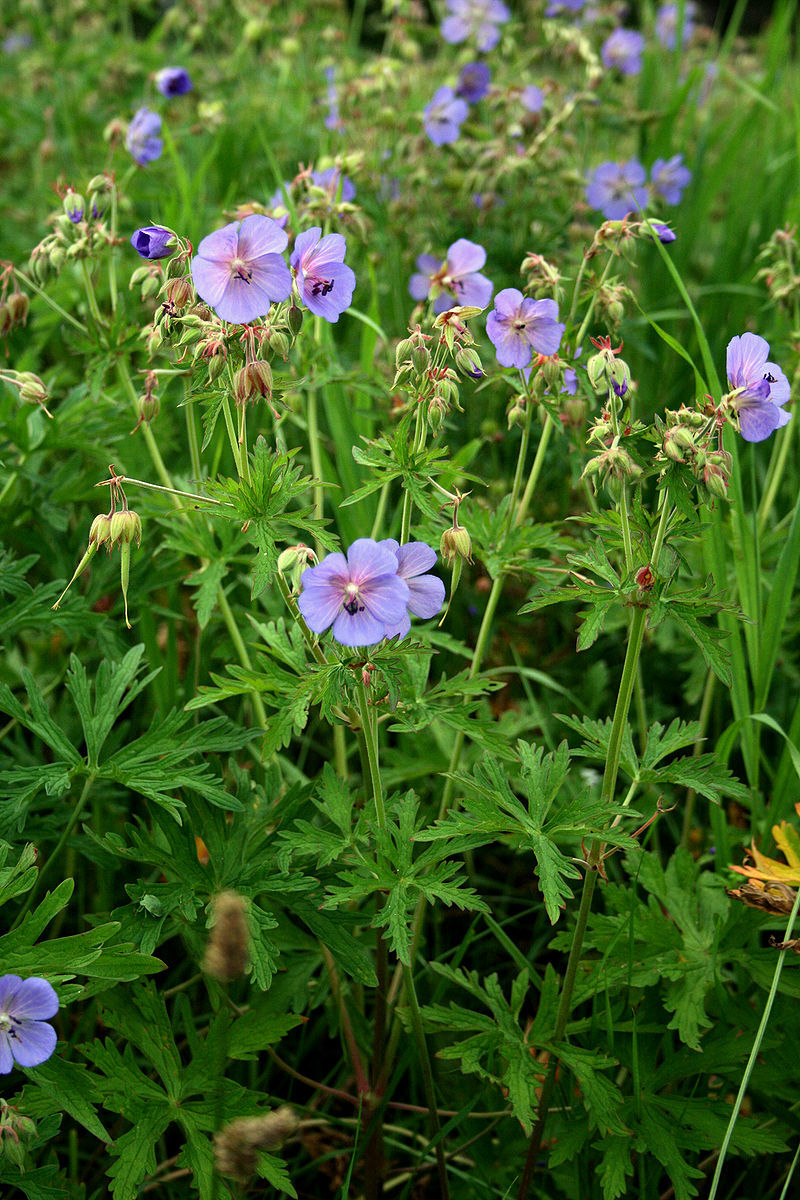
[726,332,791,442]
[298,539,410,647]
[191,215,291,324]
[0,976,59,1074]
[126,107,163,166]
[290,227,356,322]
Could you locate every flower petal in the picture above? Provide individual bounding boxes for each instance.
[407,574,446,619]
[0,1032,14,1074]
[446,238,486,278]
[9,977,59,1020]
[346,539,401,584]
[331,607,386,646]
[395,542,437,578]
[237,214,288,259]
[360,574,411,624]
[9,1020,57,1068]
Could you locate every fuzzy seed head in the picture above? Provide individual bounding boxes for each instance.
[214,1108,298,1180]
[203,891,250,981]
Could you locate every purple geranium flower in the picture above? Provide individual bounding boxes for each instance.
[423,86,469,146]
[656,2,696,49]
[409,238,493,315]
[126,107,163,166]
[456,62,491,103]
[601,29,645,75]
[131,225,175,259]
[0,976,59,1073]
[290,227,356,322]
[545,0,587,14]
[155,66,192,97]
[441,0,511,51]
[649,221,677,243]
[650,155,691,205]
[486,289,565,369]
[298,539,410,647]
[191,215,291,324]
[310,167,356,203]
[726,333,791,443]
[521,84,544,112]
[378,540,446,638]
[585,160,648,219]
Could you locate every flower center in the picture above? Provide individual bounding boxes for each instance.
[342,582,364,616]
[310,276,335,297]
[230,256,252,284]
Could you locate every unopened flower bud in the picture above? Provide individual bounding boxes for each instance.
[427,397,446,430]
[440,524,472,564]
[110,509,142,547]
[6,292,29,325]
[203,891,250,981]
[455,346,483,378]
[277,543,317,591]
[0,305,11,336]
[17,372,50,409]
[412,344,430,373]
[395,337,414,366]
[165,275,194,310]
[541,356,562,390]
[662,432,685,462]
[234,361,273,405]
[206,353,226,382]
[287,303,303,336]
[268,331,290,361]
[63,192,84,223]
[89,513,113,548]
[87,173,112,196]
[507,401,526,429]
[137,393,160,425]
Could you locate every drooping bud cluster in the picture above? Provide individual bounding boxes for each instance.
[755,225,800,316]
[0,369,52,417]
[654,405,731,499]
[0,266,29,336]
[0,1101,38,1168]
[277,543,317,593]
[520,252,563,303]
[214,1107,298,1181]
[586,335,631,398]
[28,176,114,282]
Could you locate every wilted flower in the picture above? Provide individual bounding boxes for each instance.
[0,976,59,1073]
[378,541,446,638]
[126,107,163,166]
[726,333,791,442]
[441,0,511,52]
[130,226,175,259]
[650,155,691,205]
[298,539,410,647]
[585,160,648,219]
[290,227,356,322]
[409,238,493,315]
[310,166,356,203]
[656,2,696,49]
[601,29,645,75]
[423,86,469,146]
[191,215,291,324]
[155,66,192,97]
[487,289,565,368]
[456,62,491,103]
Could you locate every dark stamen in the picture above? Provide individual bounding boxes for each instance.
[311,277,335,297]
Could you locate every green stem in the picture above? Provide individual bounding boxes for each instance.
[80,261,106,328]
[400,403,427,544]
[11,773,96,930]
[307,387,324,554]
[118,362,179,500]
[215,586,267,729]
[185,386,203,481]
[13,267,87,336]
[402,963,451,1200]
[220,394,244,480]
[505,402,533,538]
[108,178,119,317]
[357,679,387,831]
[515,416,554,528]
[707,887,800,1200]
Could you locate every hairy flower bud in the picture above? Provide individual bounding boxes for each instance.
[110,509,142,547]
[203,891,251,981]
[395,337,414,367]
[234,361,273,405]
[165,275,194,310]
[268,331,290,361]
[214,1108,298,1181]
[287,303,303,337]
[89,513,113,548]
[277,543,317,591]
[455,346,483,379]
[412,344,430,373]
[6,292,29,325]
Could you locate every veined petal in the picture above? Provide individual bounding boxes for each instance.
[383,613,412,640]
[307,231,347,269]
[297,581,346,633]
[9,977,59,1020]
[409,273,432,301]
[727,333,769,389]
[332,608,386,646]
[447,238,486,278]
[302,262,355,322]
[248,255,292,304]
[9,1020,57,1068]
[191,256,230,310]
[361,574,411,624]
[195,222,239,265]
[346,539,400,584]
[407,574,446,618]
[0,1033,14,1074]
[291,227,321,271]
[236,214,288,259]
[395,542,437,577]
[739,398,785,442]
[764,360,791,405]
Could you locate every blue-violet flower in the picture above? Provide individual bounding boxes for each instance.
[423,86,468,146]
[0,976,59,1074]
[456,62,491,103]
[441,0,510,51]
[601,29,645,75]
[155,66,192,97]
[487,289,565,368]
[726,333,791,443]
[298,539,410,647]
[650,155,691,205]
[131,226,175,259]
[585,160,648,219]
[191,215,291,324]
[378,541,446,638]
[290,227,356,322]
[126,107,163,166]
[656,2,696,49]
[409,238,493,315]
[310,167,356,203]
